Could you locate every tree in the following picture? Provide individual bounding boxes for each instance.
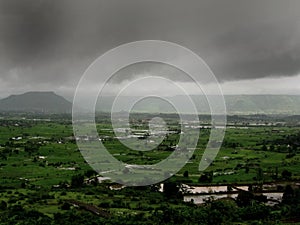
[71,174,84,188]
[261,144,267,151]
[61,202,71,210]
[282,185,294,204]
[24,141,40,155]
[84,169,97,178]
[256,168,263,183]
[209,200,238,223]
[274,166,279,179]
[236,191,254,207]
[163,182,180,198]
[123,167,130,174]
[245,166,249,174]
[282,169,292,180]
[0,200,7,210]
[198,171,213,183]
[183,170,189,178]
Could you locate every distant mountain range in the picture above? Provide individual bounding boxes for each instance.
[96,95,300,115]
[0,92,72,113]
[0,92,300,115]
[223,95,300,115]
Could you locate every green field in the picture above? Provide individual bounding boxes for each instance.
[0,113,300,224]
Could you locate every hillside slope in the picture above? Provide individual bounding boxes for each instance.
[0,92,72,113]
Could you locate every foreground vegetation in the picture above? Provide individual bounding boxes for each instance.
[0,112,299,224]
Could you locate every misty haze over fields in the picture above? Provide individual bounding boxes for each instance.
[0,91,300,115]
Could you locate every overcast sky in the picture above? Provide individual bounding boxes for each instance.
[0,0,300,99]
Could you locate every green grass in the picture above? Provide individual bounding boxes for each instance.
[0,117,300,221]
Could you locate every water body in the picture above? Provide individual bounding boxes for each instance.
[184,192,283,206]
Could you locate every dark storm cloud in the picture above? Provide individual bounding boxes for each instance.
[209,20,300,81]
[0,1,64,64]
[108,62,194,84]
[0,0,300,95]
[0,0,70,86]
